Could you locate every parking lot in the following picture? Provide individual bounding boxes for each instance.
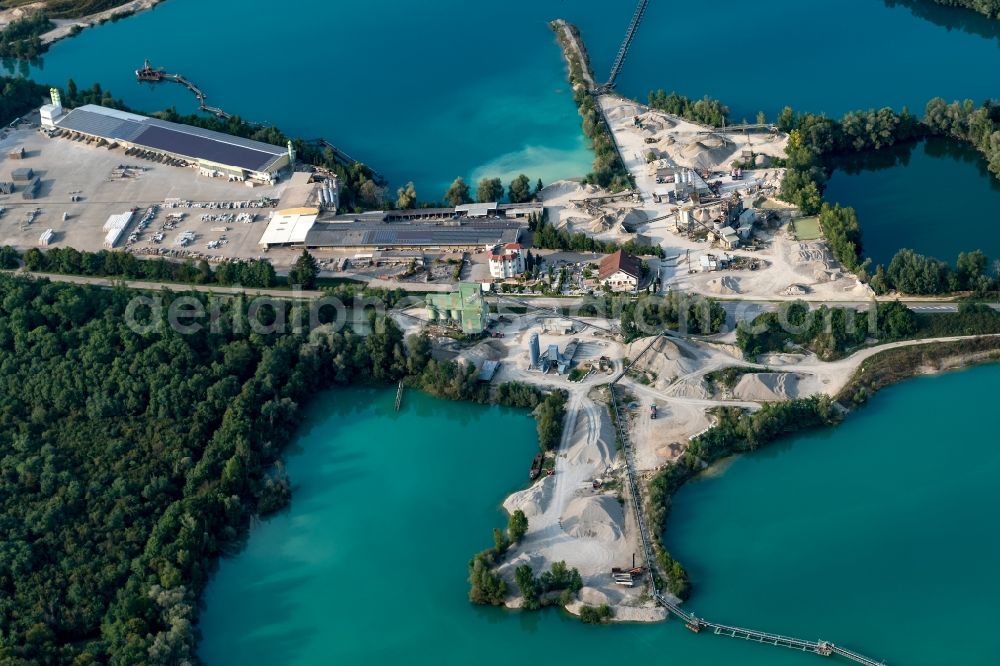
[0,125,289,263]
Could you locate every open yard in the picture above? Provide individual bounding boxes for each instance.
[791,216,822,241]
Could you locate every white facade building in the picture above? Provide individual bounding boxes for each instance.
[598,250,643,293]
[487,243,526,279]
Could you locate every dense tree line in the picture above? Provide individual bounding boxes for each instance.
[647,397,840,600]
[926,0,1000,18]
[0,76,48,124]
[870,248,998,295]
[817,204,865,274]
[535,391,567,451]
[0,246,18,269]
[778,106,924,215]
[736,300,919,360]
[44,0,141,18]
[776,101,1000,293]
[0,275,432,663]
[0,12,52,59]
[528,211,664,258]
[923,97,1000,178]
[551,23,633,192]
[60,79,126,110]
[914,302,1000,336]
[579,604,614,624]
[837,334,1000,406]
[0,274,580,657]
[647,90,730,127]
[18,246,278,288]
[514,561,583,610]
[624,291,726,341]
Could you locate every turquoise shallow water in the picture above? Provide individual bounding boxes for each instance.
[200,365,1000,665]
[824,137,1000,266]
[20,0,1000,192]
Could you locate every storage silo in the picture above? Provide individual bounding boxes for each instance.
[529,333,540,369]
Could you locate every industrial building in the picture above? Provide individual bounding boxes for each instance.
[527,333,580,374]
[598,250,643,293]
[256,200,530,251]
[426,283,489,334]
[258,208,321,248]
[304,220,523,252]
[103,212,135,248]
[40,93,292,183]
[487,243,527,279]
[342,202,540,224]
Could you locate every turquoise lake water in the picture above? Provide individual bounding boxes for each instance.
[19,0,1000,193]
[824,137,1000,266]
[200,366,1000,665]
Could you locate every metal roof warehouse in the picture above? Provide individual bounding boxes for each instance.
[302,221,524,250]
[48,105,291,181]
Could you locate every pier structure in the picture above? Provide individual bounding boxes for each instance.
[602,0,650,91]
[135,62,370,177]
[136,60,232,119]
[608,335,887,666]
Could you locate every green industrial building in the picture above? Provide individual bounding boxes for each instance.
[426,283,489,334]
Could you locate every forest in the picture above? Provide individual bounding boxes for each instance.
[0,274,468,663]
[0,12,51,59]
[736,300,918,360]
[623,290,727,341]
[646,90,730,127]
[777,100,1000,294]
[18,246,279,288]
[0,75,48,125]
[736,300,1000,360]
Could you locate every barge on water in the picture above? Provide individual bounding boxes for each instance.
[136,59,165,82]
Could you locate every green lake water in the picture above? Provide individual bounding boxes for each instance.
[199,365,1000,665]
[16,0,1000,192]
[824,137,1000,266]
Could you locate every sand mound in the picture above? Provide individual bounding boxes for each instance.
[733,372,800,401]
[666,379,711,400]
[759,353,807,367]
[561,495,625,542]
[578,587,611,606]
[680,142,707,158]
[556,214,589,231]
[620,208,648,231]
[781,284,810,296]
[503,475,555,519]
[457,340,505,366]
[674,138,739,170]
[627,337,699,386]
[540,179,586,202]
[707,276,741,295]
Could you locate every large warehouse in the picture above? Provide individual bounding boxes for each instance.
[41,103,292,182]
[258,206,528,251]
[301,220,524,251]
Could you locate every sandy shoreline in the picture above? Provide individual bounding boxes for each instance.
[0,0,165,44]
[469,304,1000,620]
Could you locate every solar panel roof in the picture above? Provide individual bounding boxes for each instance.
[55,105,286,173]
[132,125,281,172]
